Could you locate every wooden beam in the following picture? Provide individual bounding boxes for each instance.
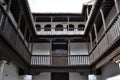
[95,47,120,69]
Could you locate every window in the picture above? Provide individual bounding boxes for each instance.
[78,24,84,31]
[67,24,74,31]
[36,24,41,31]
[44,24,51,31]
[55,24,63,31]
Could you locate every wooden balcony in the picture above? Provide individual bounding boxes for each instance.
[0,4,31,68]
[31,55,90,66]
[36,28,84,35]
[90,15,120,67]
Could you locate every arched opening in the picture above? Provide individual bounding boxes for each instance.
[44,24,51,31]
[67,24,74,31]
[78,24,84,31]
[55,24,63,31]
[35,24,41,31]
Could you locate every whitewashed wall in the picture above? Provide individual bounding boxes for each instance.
[32,43,50,55]
[32,72,51,80]
[69,72,88,80]
[70,43,88,55]
[2,62,19,80]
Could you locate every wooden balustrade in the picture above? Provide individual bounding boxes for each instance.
[36,28,84,35]
[0,5,31,63]
[31,55,90,66]
[31,55,51,65]
[90,15,120,63]
[68,55,90,65]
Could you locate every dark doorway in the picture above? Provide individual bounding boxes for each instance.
[51,72,69,80]
[52,40,68,66]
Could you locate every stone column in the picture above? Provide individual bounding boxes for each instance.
[0,60,7,80]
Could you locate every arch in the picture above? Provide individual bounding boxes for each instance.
[44,24,51,31]
[55,24,63,31]
[78,24,84,31]
[35,24,41,31]
[67,24,75,31]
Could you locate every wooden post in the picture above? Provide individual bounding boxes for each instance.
[86,6,89,19]
[0,60,7,80]
[68,40,70,55]
[67,17,69,31]
[100,9,106,31]
[93,24,98,43]
[17,11,22,30]
[114,0,119,13]
[50,40,52,65]
[7,0,12,11]
[89,32,93,50]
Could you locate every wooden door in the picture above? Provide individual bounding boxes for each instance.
[51,72,69,80]
[52,42,68,66]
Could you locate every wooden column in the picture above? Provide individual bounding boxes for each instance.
[24,24,28,41]
[50,40,52,65]
[93,24,98,43]
[0,60,7,80]
[17,12,22,30]
[67,17,69,31]
[89,32,93,50]
[86,6,89,19]
[7,0,12,11]
[68,40,70,55]
[100,9,106,31]
[114,0,119,13]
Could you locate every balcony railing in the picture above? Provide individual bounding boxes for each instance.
[36,28,84,35]
[90,15,120,63]
[31,55,90,66]
[0,5,31,63]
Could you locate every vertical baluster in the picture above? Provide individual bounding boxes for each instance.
[45,56,47,65]
[35,56,37,65]
[118,16,120,35]
[77,56,79,65]
[34,56,35,65]
[68,56,69,65]
[43,56,44,65]
[40,56,42,65]
[116,19,119,37]
[73,56,75,65]
[114,21,118,37]
[83,56,86,64]
[31,56,33,65]
[71,56,73,65]
[35,56,38,65]
[81,56,82,65]
[83,56,85,65]
[113,23,117,39]
[46,56,47,65]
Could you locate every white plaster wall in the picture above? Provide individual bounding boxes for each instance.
[100,62,120,80]
[70,43,88,55]
[32,43,50,55]
[69,72,88,80]
[32,72,51,80]
[2,62,19,80]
